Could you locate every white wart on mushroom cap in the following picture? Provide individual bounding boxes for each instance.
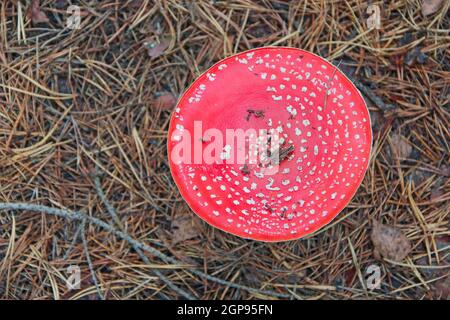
[168,47,372,242]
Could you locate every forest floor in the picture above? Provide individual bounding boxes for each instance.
[0,1,448,299]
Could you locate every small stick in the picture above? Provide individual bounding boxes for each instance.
[260,145,294,167]
[351,78,396,112]
[278,145,294,162]
[94,175,196,300]
[254,110,265,118]
[80,219,105,300]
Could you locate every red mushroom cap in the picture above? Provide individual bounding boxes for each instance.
[168,47,372,242]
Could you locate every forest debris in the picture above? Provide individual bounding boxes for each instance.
[245,109,254,121]
[418,236,450,299]
[430,179,443,200]
[0,0,447,300]
[422,0,445,16]
[351,78,396,112]
[254,110,265,118]
[277,145,294,163]
[145,38,171,58]
[390,134,412,159]
[404,47,428,66]
[369,110,384,132]
[155,93,176,110]
[54,0,67,9]
[435,236,450,263]
[240,164,251,175]
[171,216,201,245]
[440,164,450,176]
[371,219,412,261]
[246,109,265,121]
[242,266,261,285]
[26,0,49,24]
[262,145,294,167]
[411,169,431,186]
[399,32,414,46]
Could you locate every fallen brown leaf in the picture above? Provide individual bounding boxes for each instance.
[155,93,176,110]
[27,0,49,24]
[422,0,445,16]
[144,39,170,58]
[171,215,201,245]
[371,219,412,261]
[390,134,412,160]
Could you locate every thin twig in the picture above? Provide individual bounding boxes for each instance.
[0,202,291,299]
[93,175,196,300]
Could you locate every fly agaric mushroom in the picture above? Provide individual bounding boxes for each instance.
[168,47,372,242]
